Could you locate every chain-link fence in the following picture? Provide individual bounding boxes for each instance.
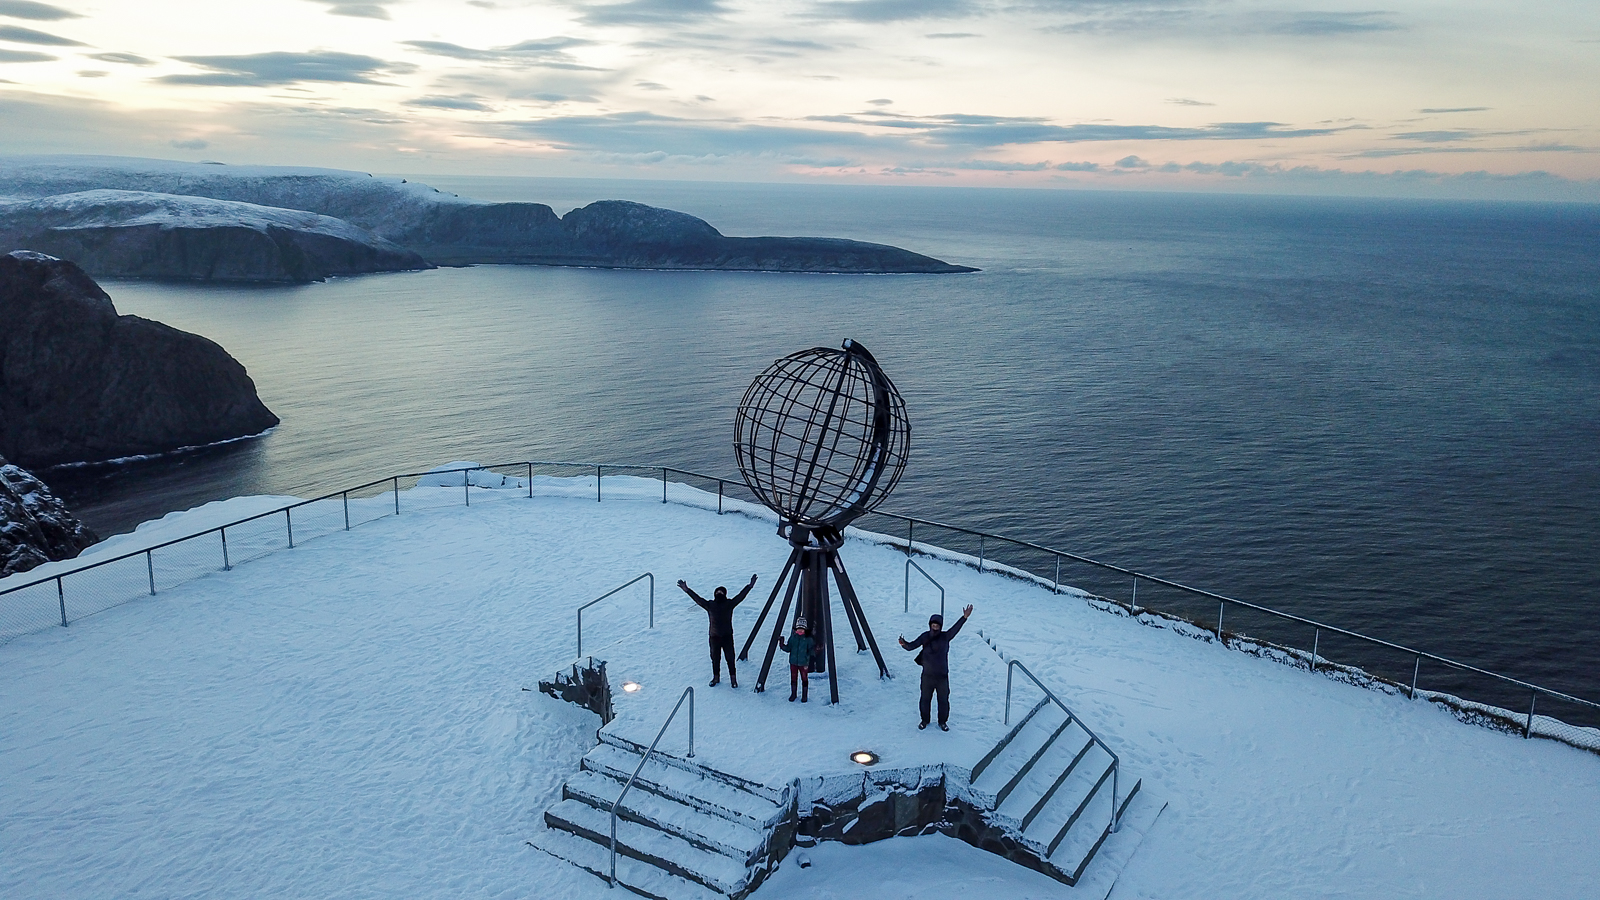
[3,460,1596,754]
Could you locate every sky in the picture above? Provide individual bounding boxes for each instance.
[0,0,1597,199]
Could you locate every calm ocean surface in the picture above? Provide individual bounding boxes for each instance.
[43,180,1600,713]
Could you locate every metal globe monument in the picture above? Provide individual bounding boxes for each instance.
[733,339,910,703]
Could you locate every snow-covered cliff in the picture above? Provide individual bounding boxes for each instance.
[0,156,978,277]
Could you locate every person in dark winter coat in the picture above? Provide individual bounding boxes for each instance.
[778,618,816,703]
[678,575,757,687]
[898,604,974,730]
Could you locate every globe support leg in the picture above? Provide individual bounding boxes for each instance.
[819,556,842,705]
[740,552,797,662]
[833,558,891,679]
[754,551,803,693]
[834,556,868,653]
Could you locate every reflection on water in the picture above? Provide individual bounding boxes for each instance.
[37,183,1600,707]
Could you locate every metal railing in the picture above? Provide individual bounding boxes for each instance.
[5,458,1597,749]
[904,558,946,617]
[1004,659,1121,833]
[577,573,655,659]
[610,685,694,888]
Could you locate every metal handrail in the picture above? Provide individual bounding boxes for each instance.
[8,458,1596,736]
[904,558,945,616]
[577,573,654,659]
[1004,659,1122,833]
[610,686,694,888]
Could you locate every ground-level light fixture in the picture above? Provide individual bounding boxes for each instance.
[851,750,879,766]
[622,681,642,693]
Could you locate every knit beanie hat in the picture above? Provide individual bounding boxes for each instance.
[929,614,943,626]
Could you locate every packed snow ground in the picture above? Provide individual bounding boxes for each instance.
[2,474,1597,899]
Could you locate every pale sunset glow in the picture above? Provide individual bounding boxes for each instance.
[2,0,1597,197]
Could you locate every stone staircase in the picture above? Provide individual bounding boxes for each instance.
[966,695,1162,887]
[528,735,794,900]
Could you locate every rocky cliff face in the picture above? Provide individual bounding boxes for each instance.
[1,455,97,577]
[0,251,280,468]
[0,190,431,283]
[0,156,978,276]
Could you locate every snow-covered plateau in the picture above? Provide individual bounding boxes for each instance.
[1,473,1596,899]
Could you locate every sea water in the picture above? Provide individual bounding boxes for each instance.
[43,181,1600,711]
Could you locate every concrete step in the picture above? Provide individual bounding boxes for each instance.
[969,703,1070,801]
[546,798,752,896]
[563,768,768,865]
[1039,759,1117,860]
[601,731,783,803]
[528,826,723,900]
[583,743,786,830]
[969,697,1049,783]
[1061,782,1167,898]
[1003,734,1097,831]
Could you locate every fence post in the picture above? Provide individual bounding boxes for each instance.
[1051,555,1061,594]
[662,467,668,504]
[285,508,294,549]
[393,476,400,515]
[1525,691,1537,739]
[1310,627,1319,672]
[221,527,231,570]
[57,576,67,627]
[464,470,470,507]
[978,534,985,572]
[1216,601,1225,643]
[146,550,156,595]
[1410,654,1421,699]
[1130,575,1139,613]
[717,480,724,514]
[596,465,602,502]
[343,492,350,531]
[527,462,534,499]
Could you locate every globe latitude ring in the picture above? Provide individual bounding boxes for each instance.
[733,340,910,531]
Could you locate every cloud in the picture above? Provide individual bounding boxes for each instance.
[405,94,493,111]
[170,138,209,149]
[1167,97,1214,106]
[0,23,82,44]
[74,68,104,77]
[87,51,153,66]
[162,51,417,87]
[1054,161,1099,171]
[1419,107,1489,114]
[0,1,79,21]
[956,159,1050,170]
[573,0,730,26]
[807,0,977,23]
[0,47,51,61]
[1043,4,1404,39]
[401,37,599,69]
[1115,154,1150,168]
[1264,11,1400,36]
[926,32,980,38]
[306,1,397,19]
[804,112,1345,147]
[1393,130,1476,143]
[867,98,893,106]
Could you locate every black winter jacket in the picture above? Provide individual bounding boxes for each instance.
[685,583,754,637]
[903,614,967,675]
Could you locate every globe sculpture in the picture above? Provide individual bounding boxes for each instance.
[733,340,910,704]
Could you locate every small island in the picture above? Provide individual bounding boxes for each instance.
[0,156,978,283]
